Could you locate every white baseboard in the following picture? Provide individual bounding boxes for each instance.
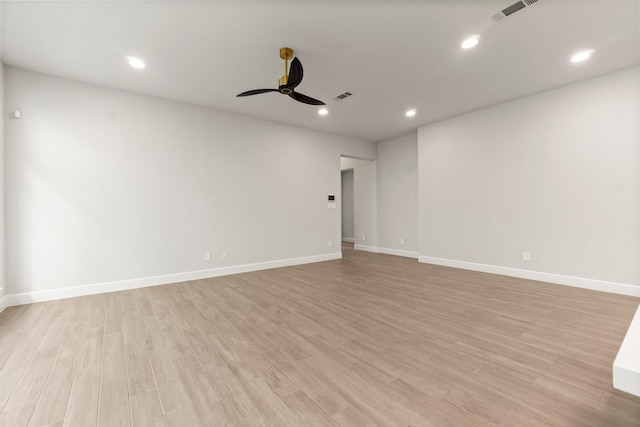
[0,295,7,314]
[378,247,419,259]
[341,237,355,243]
[3,252,342,307]
[354,244,418,259]
[419,256,640,297]
[354,244,380,253]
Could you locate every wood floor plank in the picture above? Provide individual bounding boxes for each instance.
[499,406,554,427]
[189,338,227,373]
[0,331,25,373]
[28,355,76,427]
[77,326,104,372]
[0,305,57,412]
[0,243,638,426]
[56,321,87,362]
[173,354,231,425]
[63,366,101,427]
[125,340,157,396]
[332,405,380,427]
[279,390,338,427]
[37,316,67,351]
[300,353,425,427]
[0,347,58,427]
[102,332,127,383]
[207,364,271,427]
[239,376,300,427]
[262,348,351,417]
[97,378,131,427]
[122,311,145,345]
[141,315,166,352]
[164,406,200,427]
[104,293,125,335]
[599,391,640,425]
[130,389,166,427]
[148,346,199,423]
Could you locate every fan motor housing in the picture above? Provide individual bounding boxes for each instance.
[280,47,293,60]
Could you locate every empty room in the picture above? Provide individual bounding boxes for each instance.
[0,1,639,426]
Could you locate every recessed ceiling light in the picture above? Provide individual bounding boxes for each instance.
[318,108,328,116]
[461,35,480,49]
[127,56,146,69]
[405,109,416,117]
[570,49,595,63]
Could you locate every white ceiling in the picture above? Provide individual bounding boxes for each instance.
[2,1,639,142]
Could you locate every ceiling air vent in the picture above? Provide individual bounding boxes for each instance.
[491,0,541,22]
[335,92,352,101]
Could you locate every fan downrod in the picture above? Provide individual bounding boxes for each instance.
[279,47,294,90]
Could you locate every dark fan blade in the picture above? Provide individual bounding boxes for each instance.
[289,91,325,106]
[237,88,278,97]
[286,57,303,89]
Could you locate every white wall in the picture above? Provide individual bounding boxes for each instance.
[341,157,378,251]
[418,66,640,294]
[377,133,418,257]
[341,169,354,241]
[5,67,376,301]
[0,3,5,310]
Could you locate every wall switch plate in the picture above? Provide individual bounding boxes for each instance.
[222,250,228,260]
[523,252,531,262]
[204,251,211,261]
[328,240,333,248]
[362,234,366,241]
[400,237,405,245]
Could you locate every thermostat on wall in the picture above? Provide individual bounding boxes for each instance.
[328,194,336,209]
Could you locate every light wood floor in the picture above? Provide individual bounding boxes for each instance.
[1,244,639,426]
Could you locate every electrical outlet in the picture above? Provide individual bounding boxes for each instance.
[222,250,228,260]
[362,234,366,241]
[523,251,531,262]
[328,240,333,248]
[204,251,211,262]
[400,237,405,245]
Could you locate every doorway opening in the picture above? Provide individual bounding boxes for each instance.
[341,168,355,244]
[340,155,377,252]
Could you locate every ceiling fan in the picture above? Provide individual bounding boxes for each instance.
[237,47,325,106]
